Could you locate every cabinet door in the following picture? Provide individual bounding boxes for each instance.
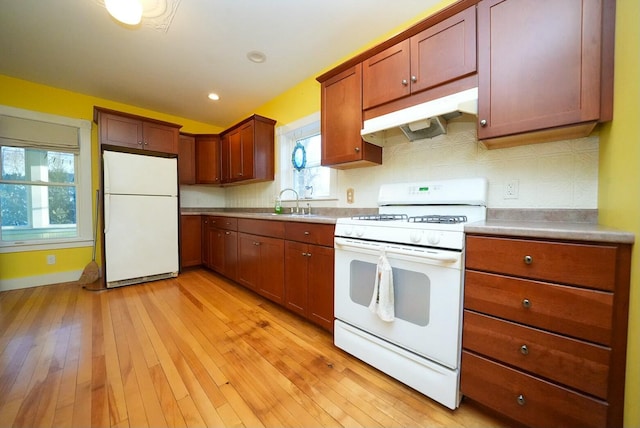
[239,121,255,181]
[284,241,309,317]
[410,6,476,94]
[321,64,381,168]
[237,232,260,291]
[220,133,231,183]
[223,230,238,281]
[227,129,243,182]
[178,134,196,185]
[201,217,210,268]
[180,215,201,268]
[209,228,225,273]
[256,236,285,304]
[362,39,411,109]
[143,121,179,154]
[99,113,143,150]
[477,0,602,140]
[196,135,221,184]
[307,245,334,332]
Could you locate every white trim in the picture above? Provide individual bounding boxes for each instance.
[0,104,93,253]
[0,269,84,291]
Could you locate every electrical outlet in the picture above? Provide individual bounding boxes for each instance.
[46,255,56,265]
[346,188,355,204]
[504,180,519,199]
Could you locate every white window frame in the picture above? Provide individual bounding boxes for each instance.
[0,105,93,253]
[277,112,337,200]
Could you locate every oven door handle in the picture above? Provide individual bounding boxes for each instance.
[334,237,460,263]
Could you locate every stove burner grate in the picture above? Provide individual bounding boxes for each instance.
[409,215,468,224]
[351,214,409,221]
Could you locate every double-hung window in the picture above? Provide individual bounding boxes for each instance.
[0,105,92,252]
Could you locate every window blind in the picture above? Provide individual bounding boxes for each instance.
[0,114,79,153]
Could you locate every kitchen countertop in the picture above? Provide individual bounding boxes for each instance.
[183,209,635,244]
[181,209,339,225]
[465,220,635,244]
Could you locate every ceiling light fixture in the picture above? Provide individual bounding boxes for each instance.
[208,93,220,101]
[246,51,267,63]
[104,0,143,25]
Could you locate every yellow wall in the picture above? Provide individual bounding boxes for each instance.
[598,0,640,426]
[0,75,221,281]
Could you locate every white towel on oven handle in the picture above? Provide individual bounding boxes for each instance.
[369,247,395,322]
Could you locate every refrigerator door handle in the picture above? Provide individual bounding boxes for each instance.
[103,153,111,193]
[104,193,111,233]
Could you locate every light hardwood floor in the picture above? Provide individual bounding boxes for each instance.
[0,268,508,427]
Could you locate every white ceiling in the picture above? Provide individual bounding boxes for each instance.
[0,0,442,128]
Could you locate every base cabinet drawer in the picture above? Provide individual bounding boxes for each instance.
[464,270,613,345]
[465,235,617,290]
[461,351,607,428]
[463,311,610,399]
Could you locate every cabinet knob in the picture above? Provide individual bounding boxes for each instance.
[480,119,487,127]
[520,344,529,355]
[354,147,360,153]
[301,252,307,256]
[411,75,417,83]
[138,141,144,146]
[401,79,408,86]
[522,298,531,309]
[516,394,526,406]
[306,252,311,257]
[304,231,310,235]
[225,231,231,235]
[523,255,533,264]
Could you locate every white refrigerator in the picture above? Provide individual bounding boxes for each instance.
[103,150,179,288]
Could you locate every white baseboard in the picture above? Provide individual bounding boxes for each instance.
[0,269,83,292]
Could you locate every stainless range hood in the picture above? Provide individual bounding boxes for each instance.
[361,87,478,146]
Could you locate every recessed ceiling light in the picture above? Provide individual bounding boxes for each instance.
[208,93,220,101]
[247,51,267,63]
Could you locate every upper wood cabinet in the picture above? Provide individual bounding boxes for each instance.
[220,115,276,185]
[195,134,221,184]
[477,0,614,148]
[320,64,382,169]
[178,134,196,185]
[363,6,477,110]
[94,107,181,154]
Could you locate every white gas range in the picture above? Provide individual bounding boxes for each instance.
[333,178,487,409]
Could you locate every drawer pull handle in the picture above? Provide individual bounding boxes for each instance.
[520,345,529,355]
[516,394,526,406]
[522,299,531,309]
[523,255,533,264]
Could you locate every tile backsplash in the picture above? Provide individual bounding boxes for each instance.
[181,116,599,210]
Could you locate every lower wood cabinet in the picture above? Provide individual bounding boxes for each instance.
[462,234,632,428]
[198,216,335,333]
[203,216,238,280]
[180,215,201,269]
[284,222,335,332]
[238,232,285,304]
[284,241,334,332]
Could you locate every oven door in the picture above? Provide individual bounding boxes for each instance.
[334,236,463,370]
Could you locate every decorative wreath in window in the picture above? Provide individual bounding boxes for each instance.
[291,142,306,171]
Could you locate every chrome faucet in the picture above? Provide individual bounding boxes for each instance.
[278,188,300,214]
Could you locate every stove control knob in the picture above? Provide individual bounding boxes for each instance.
[355,227,365,238]
[427,232,441,246]
[409,231,423,244]
[342,226,353,236]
